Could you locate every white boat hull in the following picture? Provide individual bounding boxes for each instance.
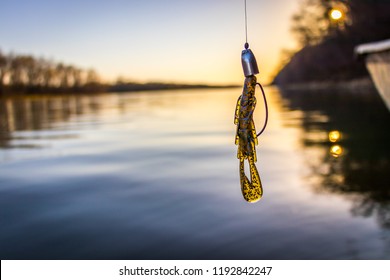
[365,52,390,110]
[355,39,390,111]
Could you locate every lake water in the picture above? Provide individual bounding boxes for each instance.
[1,86,389,259]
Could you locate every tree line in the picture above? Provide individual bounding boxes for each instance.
[0,50,231,95]
[273,0,390,84]
[0,50,103,94]
[290,0,390,47]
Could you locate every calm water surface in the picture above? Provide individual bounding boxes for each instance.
[0,87,389,259]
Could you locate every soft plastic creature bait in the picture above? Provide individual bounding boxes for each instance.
[234,43,268,203]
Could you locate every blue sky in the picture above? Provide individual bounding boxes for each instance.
[0,0,299,85]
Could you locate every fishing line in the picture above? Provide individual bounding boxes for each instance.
[244,0,248,45]
[244,0,268,136]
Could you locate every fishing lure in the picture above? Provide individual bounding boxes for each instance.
[234,43,268,203]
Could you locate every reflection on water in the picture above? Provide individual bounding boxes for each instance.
[330,144,343,158]
[0,95,104,151]
[279,87,390,229]
[0,88,389,259]
[328,130,341,143]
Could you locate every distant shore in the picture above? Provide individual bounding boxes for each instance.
[275,77,376,93]
[0,83,239,96]
[107,82,239,93]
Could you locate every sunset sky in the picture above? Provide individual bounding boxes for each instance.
[0,0,299,85]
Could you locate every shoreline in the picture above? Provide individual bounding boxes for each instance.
[0,84,239,96]
[274,77,376,93]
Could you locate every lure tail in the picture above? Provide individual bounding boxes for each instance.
[235,75,264,203]
[239,157,262,203]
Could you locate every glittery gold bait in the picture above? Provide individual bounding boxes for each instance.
[234,75,263,203]
[235,0,268,202]
[234,39,268,203]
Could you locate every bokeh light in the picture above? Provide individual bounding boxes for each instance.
[330,145,343,158]
[329,130,341,142]
[330,8,343,21]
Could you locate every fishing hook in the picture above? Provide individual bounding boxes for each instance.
[234,42,268,203]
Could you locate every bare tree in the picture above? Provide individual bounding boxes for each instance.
[0,50,7,88]
[291,0,331,47]
[72,68,83,88]
[86,69,100,84]
[0,50,105,93]
[9,55,26,86]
